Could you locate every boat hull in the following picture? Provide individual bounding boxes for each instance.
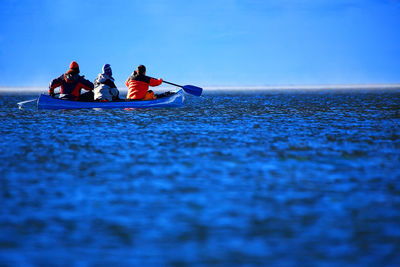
[37,90,185,110]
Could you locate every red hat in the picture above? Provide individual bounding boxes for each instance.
[69,61,79,70]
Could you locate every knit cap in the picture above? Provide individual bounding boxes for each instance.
[69,61,79,70]
[102,64,112,76]
[68,61,80,73]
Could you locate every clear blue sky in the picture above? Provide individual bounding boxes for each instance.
[0,0,399,87]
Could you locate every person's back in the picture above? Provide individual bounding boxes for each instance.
[126,65,163,100]
[94,64,119,101]
[49,61,94,101]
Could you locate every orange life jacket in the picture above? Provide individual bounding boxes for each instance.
[126,74,162,100]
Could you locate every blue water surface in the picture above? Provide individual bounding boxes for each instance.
[1,89,400,266]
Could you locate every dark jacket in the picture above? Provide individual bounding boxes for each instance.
[49,72,94,100]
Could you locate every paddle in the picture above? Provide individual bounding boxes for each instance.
[162,81,203,97]
[17,98,37,108]
[17,93,60,109]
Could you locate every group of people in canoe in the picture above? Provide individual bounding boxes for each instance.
[48,61,163,101]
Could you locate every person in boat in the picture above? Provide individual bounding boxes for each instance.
[49,61,94,101]
[126,65,163,100]
[93,64,120,101]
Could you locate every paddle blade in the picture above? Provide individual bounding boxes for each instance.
[17,98,37,109]
[182,85,203,97]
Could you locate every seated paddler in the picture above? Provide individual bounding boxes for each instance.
[94,64,120,101]
[125,65,163,100]
[48,61,94,101]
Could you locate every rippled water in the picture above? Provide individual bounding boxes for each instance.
[1,89,400,266]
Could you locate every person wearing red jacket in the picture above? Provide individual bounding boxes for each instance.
[126,65,163,100]
[49,61,94,101]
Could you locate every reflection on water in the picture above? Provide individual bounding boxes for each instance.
[1,90,400,266]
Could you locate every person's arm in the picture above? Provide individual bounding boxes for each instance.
[78,77,94,91]
[125,78,131,87]
[149,78,163,87]
[93,77,100,88]
[48,75,63,95]
[110,87,119,99]
[104,79,119,99]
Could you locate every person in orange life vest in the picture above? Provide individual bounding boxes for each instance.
[49,61,94,101]
[125,65,163,100]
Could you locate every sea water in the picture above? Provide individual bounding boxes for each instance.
[0,89,399,266]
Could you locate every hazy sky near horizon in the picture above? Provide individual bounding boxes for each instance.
[0,0,399,88]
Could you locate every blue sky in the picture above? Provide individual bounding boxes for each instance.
[0,0,399,88]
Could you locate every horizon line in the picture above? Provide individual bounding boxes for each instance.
[1,83,400,93]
